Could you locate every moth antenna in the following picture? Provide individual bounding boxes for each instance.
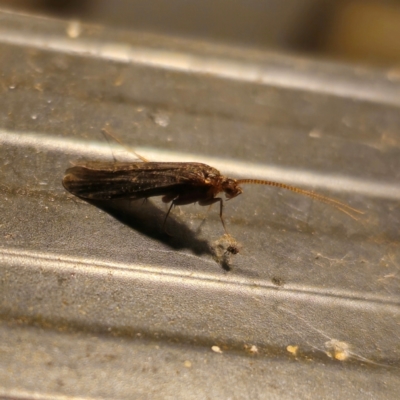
[236,179,363,220]
[101,127,149,162]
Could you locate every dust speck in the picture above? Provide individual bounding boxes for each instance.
[325,339,350,361]
[66,20,82,38]
[211,346,223,354]
[286,345,299,356]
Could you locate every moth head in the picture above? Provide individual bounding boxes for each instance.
[221,178,243,199]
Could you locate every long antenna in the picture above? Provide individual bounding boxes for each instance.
[101,127,149,162]
[236,179,363,220]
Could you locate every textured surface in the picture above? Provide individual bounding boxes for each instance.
[1,9,400,400]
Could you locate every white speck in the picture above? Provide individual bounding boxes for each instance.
[211,345,223,354]
[249,345,258,354]
[184,360,192,368]
[31,114,38,120]
[309,129,321,138]
[152,112,170,127]
[9,84,16,90]
[66,20,82,39]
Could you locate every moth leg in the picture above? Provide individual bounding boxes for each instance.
[199,197,227,233]
[162,201,176,235]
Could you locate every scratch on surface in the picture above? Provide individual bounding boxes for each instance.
[147,247,216,266]
[378,273,400,282]
[313,252,353,269]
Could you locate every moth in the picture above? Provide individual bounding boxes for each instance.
[62,150,362,232]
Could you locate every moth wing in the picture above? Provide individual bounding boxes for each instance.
[62,162,207,200]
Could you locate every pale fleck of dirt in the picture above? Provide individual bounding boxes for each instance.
[249,345,258,354]
[152,112,170,127]
[66,20,82,38]
[325,339,350,361]
[309,129,322,138]
[211,345,223,354]
[286,345,299,356]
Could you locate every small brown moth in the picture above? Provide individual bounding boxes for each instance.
[62,152,362,232]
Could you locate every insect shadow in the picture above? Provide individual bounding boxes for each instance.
[85,197,213,256]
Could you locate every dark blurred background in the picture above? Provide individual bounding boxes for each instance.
[0,0,399,66]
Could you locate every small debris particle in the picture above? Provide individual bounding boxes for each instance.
[249,345,258,354]
[272,276,285,286]
[211,233,241,271]
[286,345,299,356]
[184,360,192,368]
[244,344,259,354]
[66,20,82,38]
[211,346,223,354]
[325,339,350,361]
[151,111,170,127]
[309,129,322,138]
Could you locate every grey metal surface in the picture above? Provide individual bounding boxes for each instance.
[1,9,400,400]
